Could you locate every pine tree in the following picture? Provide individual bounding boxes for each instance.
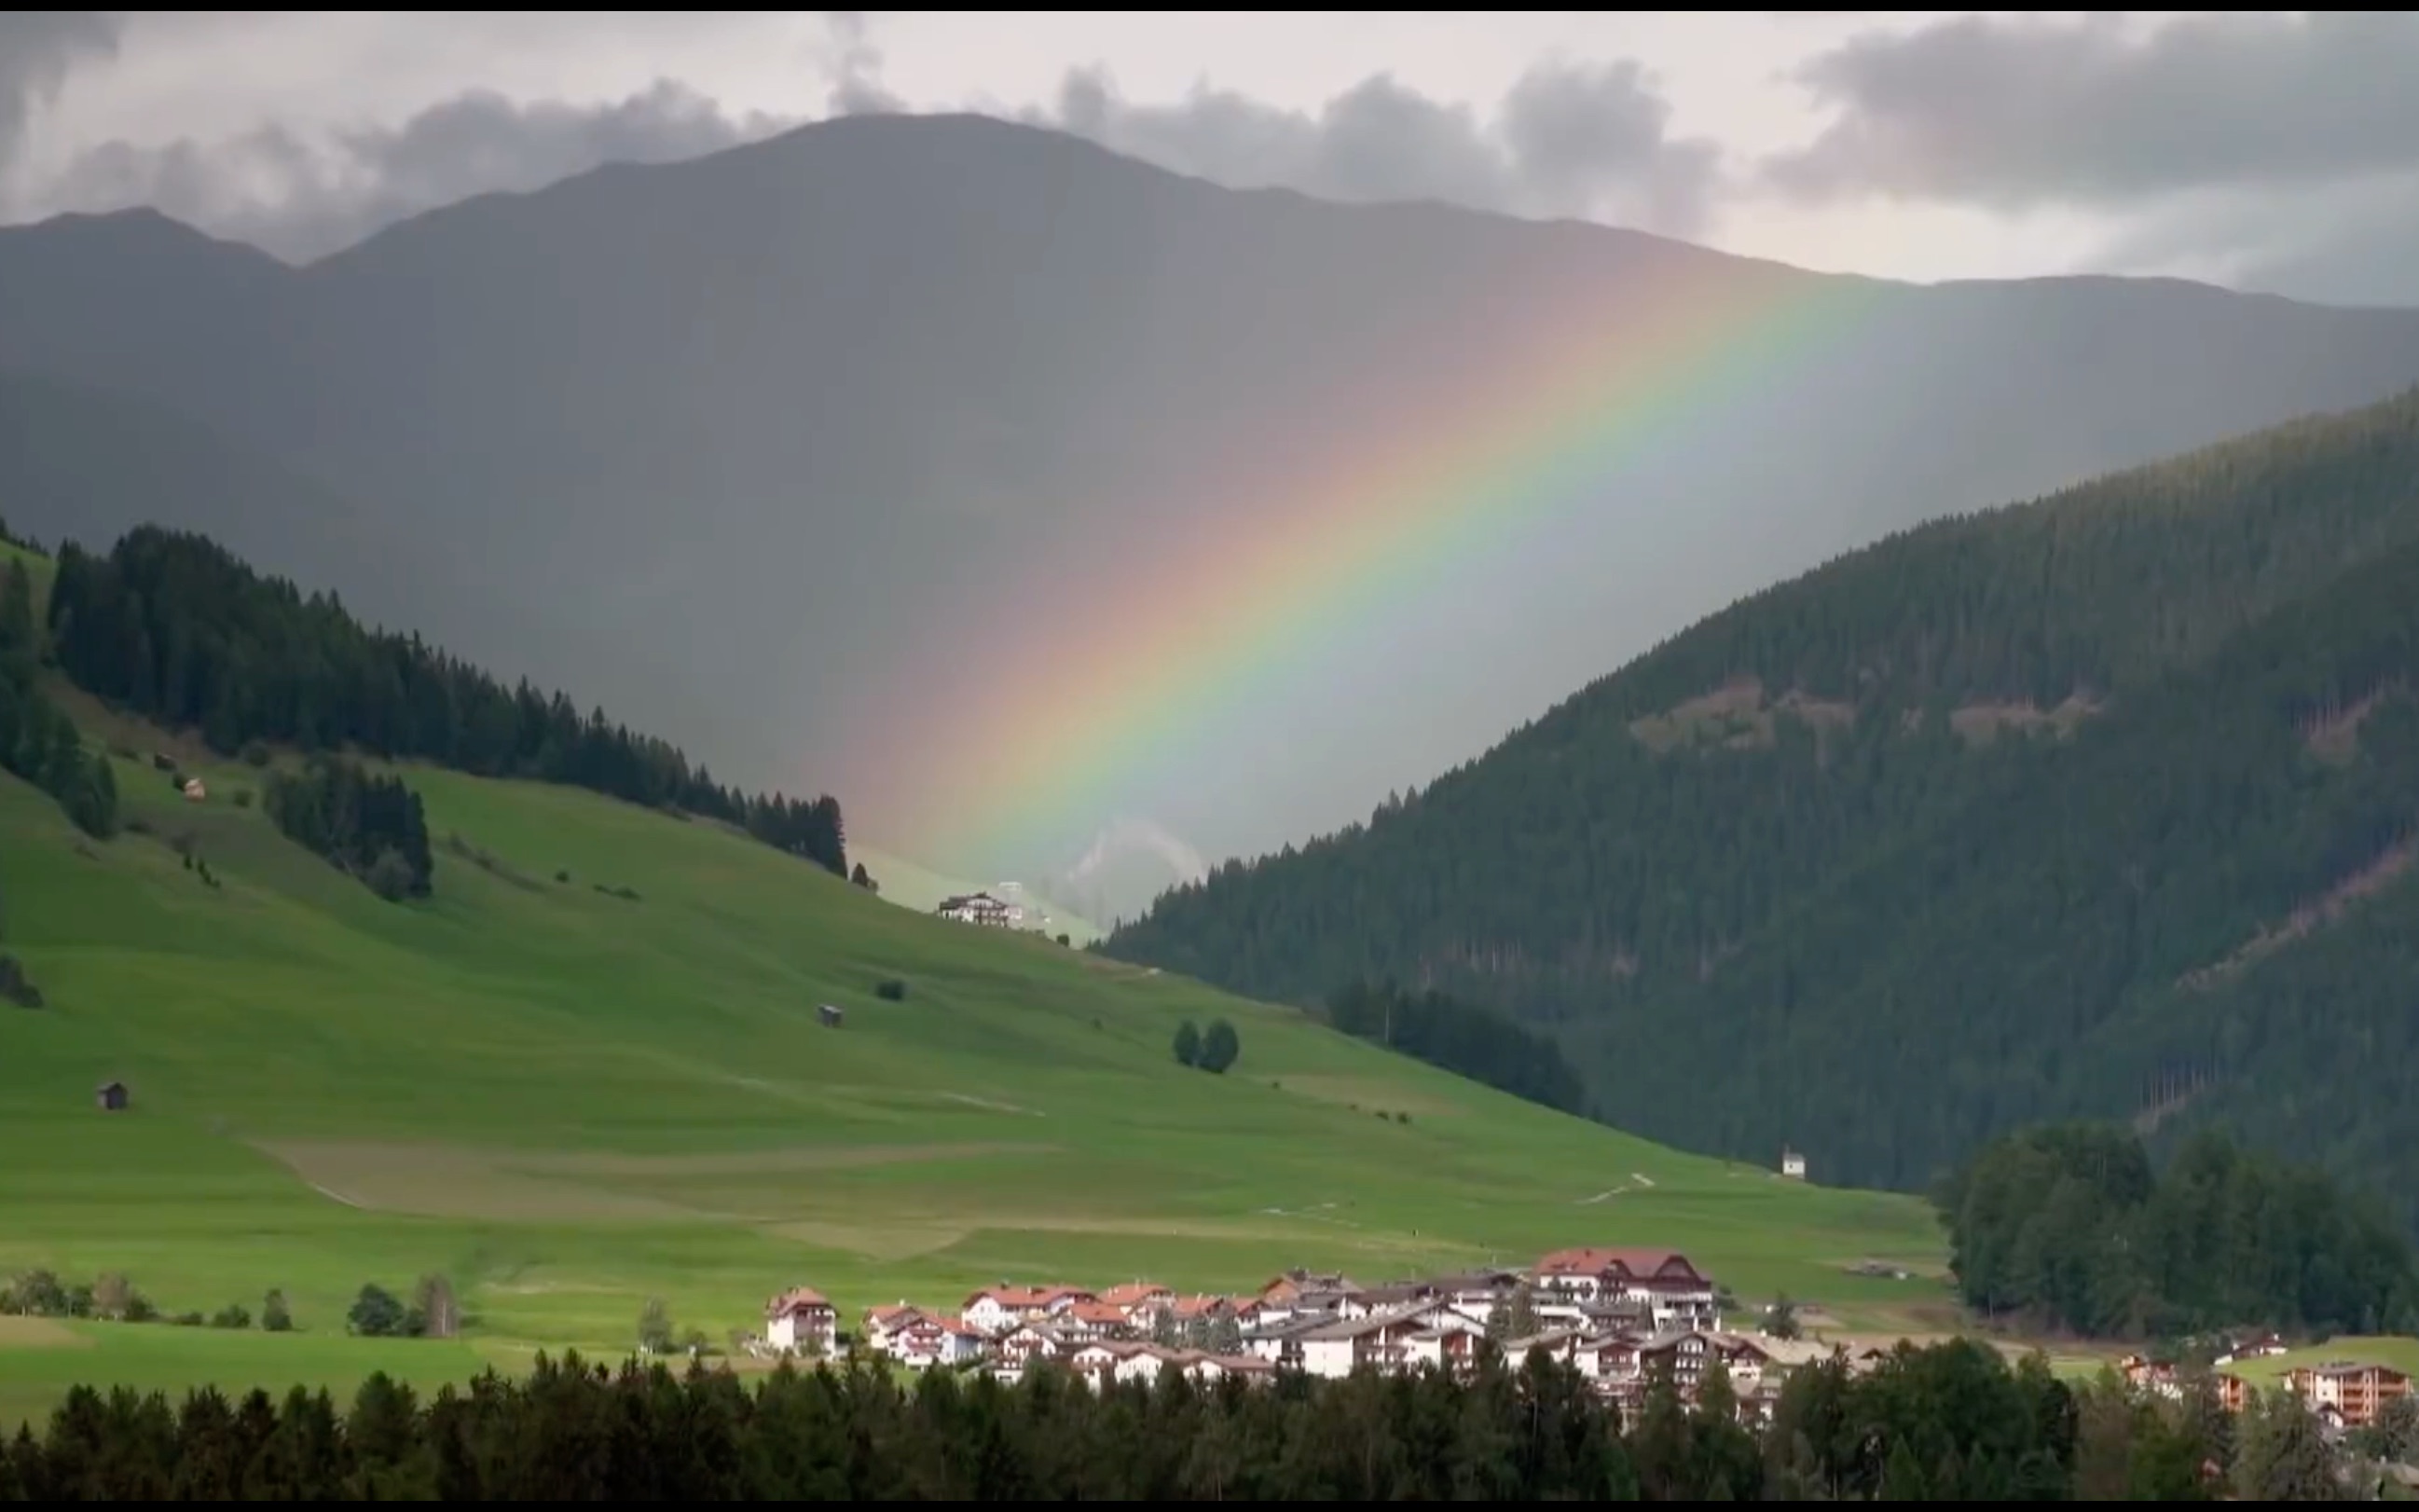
[1880,1438,1931,1500]
[0,560,32,658]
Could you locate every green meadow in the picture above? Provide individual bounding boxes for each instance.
[2223,1337,2419,1389]
[0,537,49,615]
[0,689,1945,1425]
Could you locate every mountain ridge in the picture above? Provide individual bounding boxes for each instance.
[9,113,2419,897]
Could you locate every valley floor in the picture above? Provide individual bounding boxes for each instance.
[0,718,1948,1425]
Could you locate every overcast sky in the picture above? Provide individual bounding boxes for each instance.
[4,11,2418,305]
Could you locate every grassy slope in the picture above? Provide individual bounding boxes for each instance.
[0,694,1942,1425]
[849,843,1104,946]
[0,537,48,617]
[2223,1337,2419,1387]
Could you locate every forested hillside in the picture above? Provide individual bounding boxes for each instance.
[1106,389,2419,1216]
[36,527,847,873]
[0,520,117,839]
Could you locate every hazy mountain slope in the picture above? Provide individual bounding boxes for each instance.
[7,115,2419,890]
[1105,390,2419,1216]
[0,372,740,763]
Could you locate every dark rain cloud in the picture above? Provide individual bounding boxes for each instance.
[1762,12,2419,304]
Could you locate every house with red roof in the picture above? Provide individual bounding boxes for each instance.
[962,1283,1097,1335]
[863,1302,926,1349]
[1056,1299,1139,1343]
[765,1286,837,1355]
[1098,1281,1175,1323]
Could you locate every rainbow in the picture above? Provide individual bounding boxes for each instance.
[874,255,1888,875]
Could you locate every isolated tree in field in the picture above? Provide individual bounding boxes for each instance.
[1199,1019,1240,1074]
[262,1288,293,1332]
[1172,1020,1202,1068]
[89,1272,138,1322]
[6,1269,67,1316]
[413,1273,460,1339]
[348,1283,407,1338]
[638,1297,674,1354]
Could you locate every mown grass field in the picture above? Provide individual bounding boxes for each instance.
[0,687,1948,1427]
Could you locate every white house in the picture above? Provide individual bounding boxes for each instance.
[890,1313,987,1369]
[1403,1327,1483,1377]
[1297,1303,1472,1379]
[864,1303,925,1354]
[962,1284,1097,1335]
[994,1321,1078,1374]
[937,892,1017,927]
[1112,1346,1175,1388]
[1780,1148,1807,1180]
[765,1286,838,1355]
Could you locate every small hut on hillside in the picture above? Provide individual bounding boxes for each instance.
[818,1005,845,1029]
[95,1080,129,1112]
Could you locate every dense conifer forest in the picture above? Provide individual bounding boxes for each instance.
[0,525,117,839]
[1324,979,1587,1115]
[265,757,437,901]
[11,1337,2385,1501]
[39,528,846,874]
[1939,1124,2419,1340]
[1105,391,2419,1220]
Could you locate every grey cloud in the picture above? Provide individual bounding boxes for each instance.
[1024,58,1725,237]
[0,11,123,165]
[44,80,798,263]
[822,10,904,117]
[1768,13,2419,210]
[20,11,1719,261]
[2090,171,2419,310]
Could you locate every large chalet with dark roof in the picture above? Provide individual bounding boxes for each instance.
[1531,1248,1720,1332]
